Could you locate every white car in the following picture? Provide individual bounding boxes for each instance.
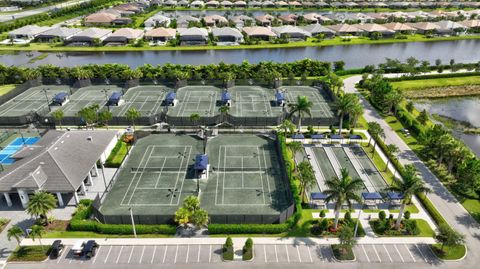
[71,240,86,257]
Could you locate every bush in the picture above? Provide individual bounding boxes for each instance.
[319,210,326,218]
[344,212,352,223]
[223,237,234,261]
[208,223,289,234]
[378,211,386,221]
[243,238,253,261]
[404,211,411,220]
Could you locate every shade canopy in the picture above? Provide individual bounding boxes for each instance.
[311,192,328,200]
[165,92,176,103]
[362,192,383,200]
[292,134,305,139]
[275,92,285,103]
[194,154,208,170]
[221,91,231,102]
[331,134,343,139]
[387,192,404,200]
[53,92,68,103]
[311,134,325,139]
[108,92,122,104]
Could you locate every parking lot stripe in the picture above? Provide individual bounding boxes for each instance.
[116,246,124,264]
[174,245,179,264]
[394,245,404,263]
[151,246,156,264]
[104,246,112,264]
[415,244,427,263]
[209,245,212,263]
[57,246,68,264]
[128,246,135,263]
[163,246,168,264]
[307,245,313,263]
[285,245,290,263]
[372,245,381,262]
[264,245,267,262]
[296,246,302,262]
[92,246,101,264]
[186,245,189,263]
[197,245,201,263]
[361,245,370,263]
[139,246,146,264]
[404,244,415,262]
[383,245,393,263]
[274,245,279,263]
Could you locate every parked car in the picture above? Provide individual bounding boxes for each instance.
[83,240,99,259]
[72,240,85,257]
[49,240,65,259]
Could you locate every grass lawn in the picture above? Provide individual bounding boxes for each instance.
[460,199,480,223]
[8,246,50,262]
[0,217,10,233]
[391,75,480,91]
[331,245,355,261]
[431,244,466,260]
[43,230,173,238]
[105,139,128,167]
[369,218,435,237]
[0,84,17,96]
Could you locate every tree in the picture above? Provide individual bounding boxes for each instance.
[183,195,200,212]
[174,207,191,227]
[385,144,399,171]
[435,224,465,251]
[324,168,363,229]
[287,141,302,171]
[26,191,57,225]
[174,195,209,228]
[7,225,24,245]
[405,101,414,113]
[384,89,403,115]
[349,102,364,129]
[288,95,313,132]
[189,113,201,129]
[126,108,141,131]
[338,226,356,253]
[190,208,209,228]
[29,225,45,250]
[51,109,64,130]
[367,121,384,156]
[386,165,430,230]
[417,109,429,125]
[77,106,96,129]
[335,93,358,134]
[326,72,343,96]
[219,105,230,116]
[278,119,296,136]
[98,110,113,129]
[297,161,317,202]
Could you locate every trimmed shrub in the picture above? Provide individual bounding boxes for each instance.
[378,211,386,221]
[344,212,352,223]
[208,223,289,234]
[243,238,253,261]
[223,237,234,261]
[319,210,326,218]
[404,211,411,220]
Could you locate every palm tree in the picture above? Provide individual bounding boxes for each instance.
[7,225,24,245]
[190,208,209,228]
[324,168,363,230]
[297,161,317,202]
[219,105,230,121]
[367,121,385,156]
[350,102,364,129]
[385,144,399,171]
[287,141,302,171]
[278,119,296,136]
[335,93,356,135]
[51,109,64,130]
[98,110,113,129]
[189,113,201,129]
[126,108,141,131]
[29,225,45,250]
[26,192,57,225]
[288,95,313,132]
[386,165,430,230]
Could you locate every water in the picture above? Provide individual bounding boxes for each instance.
[1,39,480,68]
[414,97,480,157]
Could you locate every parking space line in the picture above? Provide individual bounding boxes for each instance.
[264,245,267,262]
[104,246,112,264]
[404,244,415,262]
[209,245,212,263]
[425,244,438,262]
[139,246,146,264]
[57,246,68,264]
[116,246,124,264]
[373,245,381,262]
[296,246,301,262]
[274,245,279,263]
[128,246,135,263]
[308,245,313,263]
[415,244,427,263]
[285,245,290,263]
[383,245,393,263]
[163,246,168,264]
[151,246,156,264]
[186,245,189,263]
[361,245,370,262]
[394,245,404,263]
[197,245,201,263]
[92,246,101,264]
[174,245,179,264]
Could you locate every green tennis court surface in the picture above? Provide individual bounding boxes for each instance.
[110,85,169,117]
[228,86,283,117]
[167,86,222,117]
[282,86,335,119]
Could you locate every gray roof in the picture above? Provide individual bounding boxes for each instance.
[0,130,118,192]
[212,27,243,38]
[300,24,335,34]
[177,27,208,37]
[9,25,51,36]
[36,27,82,38]
[271,25,312,37]
[70,28,113,39]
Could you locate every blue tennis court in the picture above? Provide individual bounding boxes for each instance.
[0,137,40,165]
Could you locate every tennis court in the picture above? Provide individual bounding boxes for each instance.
[0,85,70,117]
[167,86,223,117]
[0,136,40,165]
[110,86,169,117]
[51,85,123,117]
[282,86,335,119]
[228,86,283,117]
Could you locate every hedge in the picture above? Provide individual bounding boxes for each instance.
[208,223,289,234]
[386,71,480,82]
[104,138,127,168]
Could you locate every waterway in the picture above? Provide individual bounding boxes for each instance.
[1,39,480,68]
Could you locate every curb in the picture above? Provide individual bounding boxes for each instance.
[330,245,356,263]
[431,244,468,262]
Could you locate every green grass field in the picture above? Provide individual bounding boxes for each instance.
[431,244,466,260]
[392,75,480,91]
[0,84,16,96]
[8,246,50,262]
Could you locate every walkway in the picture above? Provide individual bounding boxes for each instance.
[323,146,342,176]
[304,146,327,191]
[343,146,376,192]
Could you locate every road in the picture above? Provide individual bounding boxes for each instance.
[0,0,91,23]
[343,74,480,268]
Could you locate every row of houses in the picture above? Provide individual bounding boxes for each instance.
[83,2,147,27]
[8,19,480,46]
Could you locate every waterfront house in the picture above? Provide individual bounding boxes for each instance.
[262,1,275,8]
[255,14,275,26]
[355,23,396,38]
[103,28,144,45]
[407,22,441,35]
[67,28,113,45]
[163,0,177,7]
[8,25,51,40]
[204,15,229,27]
[288,1,302,8]
[231,15,255,28]
[242,26,277,40]
[220,0,232,8]
[435,20,468,35]
[300,24,336,38]
[190,0,205,8]
[177,27,209,45]
[178,0,189,7]
[459,19,480,32]
[177,15,201,28]
[233,1,247,8]
[278,14,298,25]
[144,27,177,43]
[383,22,417,34]
[271,25,312,40]
[249,1,262,8]
[35,27,82,42]
[327,24,364,36]
[302,13,331,24]
[144,13,171,28]
[206,0,220,8]
[275,1,288,8]
[212,27,244,44]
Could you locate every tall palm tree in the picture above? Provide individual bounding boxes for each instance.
[385,144,399,171]
[297,161,317,202]
[386,165,430,230]
[324,168,363,229]
[51,109,64,130]
[367,121,385,156]
[278,119,296,136]
[287,141,303,171]
[335,93,356,134]
[7,225,24,245]
[288,95,313,132]
[350,102,364,129]
[26,192,57,225]
[29,225,45,250]
[126,108,141,131]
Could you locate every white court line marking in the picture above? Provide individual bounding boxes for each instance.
[162,246,168,264]
[404,244,416,262]
[362,245,370,262]
[128,246,135,263]
[104,246,112,263]
[415,244,428,263]
[139,246,146,264]
[92,246,101,264]
[186,245,189,263]
[394,245,405,263]
[285,245,290,263]
[274,245,279,263]
[116,246,124,264]
[151,246,157,264]
[209,245,212,263]
[296,246,302,263]
[264,245,267,262]
[57,246,68,264]
[383,245,393,263]
[174,245,179,264]
[197,245,201,263]
[372,245,381,262]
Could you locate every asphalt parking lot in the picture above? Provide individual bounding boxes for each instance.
[44,243,437,265]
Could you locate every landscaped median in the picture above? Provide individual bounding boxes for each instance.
[8,246,50,262]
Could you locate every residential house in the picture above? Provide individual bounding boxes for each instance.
[204,15,228,27]
[163,0,177,7]
[278,14,298,25]
[300,24,336,38]
[459,19,480,32]
[327,24,364,36]
[103,28,144,45]
[315,1,329,8]
[190,0,205,8]
[35,27,82,42]
[233,1,247,8]
[178,0,189,7]
[275,1,288,8]
[383,22,417,34]
[144,27,177,43]
[262,1,275,8]
[177,15,201,28]
[435,20,468,35]
[66,28,113,45]
[288,1,302,8]
[356,23,396,38]
[144,13,171,28]
[271,25,311,40]
[255,14,275,26]
[206,0,220,8]
[8,25,51,40]
[231,15,255,28]
[212,27,244,43]
[407,22,441,35]
[113,3,143,14]
[302,2,315,8]
[84,12,132,26]
[242,26,277,40]
[220,0,233,8]
[249,1,262,8]
[177,27,209,45]
[303,13,331,24]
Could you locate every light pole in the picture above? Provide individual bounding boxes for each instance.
[41,88,51,112]
[353,206,362,237]
[129,207,137,238]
